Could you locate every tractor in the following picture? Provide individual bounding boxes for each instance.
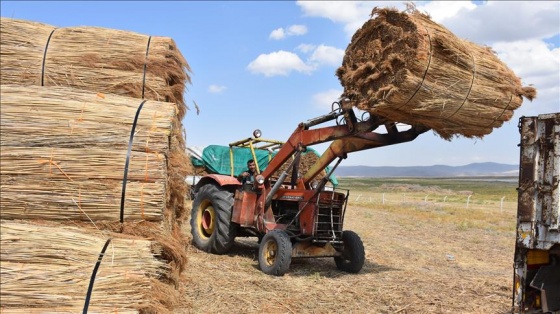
[190,101,428,276]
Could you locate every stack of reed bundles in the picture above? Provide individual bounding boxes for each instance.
[336,6,536,140]
[0,17,194,311]
[0,220,179,314]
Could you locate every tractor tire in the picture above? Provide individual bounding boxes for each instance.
[334,230,365,273]
[258,230,292,276]
[190,184,237,254]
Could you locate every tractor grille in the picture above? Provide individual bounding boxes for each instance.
[313,189,348,243]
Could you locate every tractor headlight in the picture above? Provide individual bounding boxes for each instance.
[256,175,265,184]
[253,129,262,138]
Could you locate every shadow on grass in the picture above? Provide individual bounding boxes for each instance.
[226,237,259,259]
[227,237,400,278]
[288,257,400,278]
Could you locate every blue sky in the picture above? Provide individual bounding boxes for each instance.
[2,1,559,167]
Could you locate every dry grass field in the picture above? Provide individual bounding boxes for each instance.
[177,177,518,314]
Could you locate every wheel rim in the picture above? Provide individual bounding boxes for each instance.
[197,200,215,239]
[263,240,278,266]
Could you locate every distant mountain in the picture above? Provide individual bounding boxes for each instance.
[334,162,519,177]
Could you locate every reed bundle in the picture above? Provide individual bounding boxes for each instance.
[0,220,177,313]
[1,177,165,221]
[0,85,182,222]
[0,17,191,119]
[0,87,175,152]
[336,7,536,140]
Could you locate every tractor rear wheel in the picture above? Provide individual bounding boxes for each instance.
[190,184,237,254]
[334,230,365,273]
[258,230,292,276]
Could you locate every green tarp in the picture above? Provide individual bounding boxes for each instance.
[191,156,205,167]
[194,145,338,186]
[202,145,272,177]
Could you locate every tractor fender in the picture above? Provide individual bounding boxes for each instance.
[194,174,241,193]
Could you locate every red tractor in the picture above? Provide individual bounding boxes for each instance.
[190,101,428,276]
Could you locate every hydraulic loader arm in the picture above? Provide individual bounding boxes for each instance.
[260,102,380,180]
[302,123,430,184]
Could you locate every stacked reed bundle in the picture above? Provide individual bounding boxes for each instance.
[0,85,189,284]
[336,6,536,140]
[0,220,178,313]
[0,17,191,118]
[0,17,193,311]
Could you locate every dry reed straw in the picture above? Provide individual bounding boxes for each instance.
[0,17,191,119]
[336,6,536,140]
[0,220,176,313]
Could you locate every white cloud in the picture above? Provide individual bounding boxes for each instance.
[248,45,343,77]
[296,1,387,37]
[208,84,227,94]
[247,50,314,77]
[296,43,316,53]
[287,24,307,36]
[493,40,559,82]
[430,1,560,44]
[269,24,308,40]
[312,89,343,110]
[269,28,285,40]
[492,40,559,116]
[309,44,344,67]
[415,1,476,22]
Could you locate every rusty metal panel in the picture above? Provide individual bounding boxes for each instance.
[518,116,537,221]
[516,113,560,250]
[232,190,257,227]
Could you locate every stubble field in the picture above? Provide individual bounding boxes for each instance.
[177,177,518,314]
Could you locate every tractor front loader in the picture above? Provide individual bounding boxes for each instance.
[190,101,428,276]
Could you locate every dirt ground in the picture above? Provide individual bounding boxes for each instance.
[177,203,516,314]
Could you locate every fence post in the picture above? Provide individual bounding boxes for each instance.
[382,193,385,205]
[500,196,505,212]
[424,195,428,203]
[466,195,472,208]
[443,196,447,203]
[356,194,362,202]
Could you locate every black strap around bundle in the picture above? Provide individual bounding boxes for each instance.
[141,36,152,99]
[119,100,147,223]
[83,238,111,313]
[41,28,57,86]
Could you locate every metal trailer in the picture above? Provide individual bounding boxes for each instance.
[513,112,560,313]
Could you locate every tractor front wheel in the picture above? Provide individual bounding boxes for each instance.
[190,184,237,254]
[258,230,292,276]
[334,230,365,273]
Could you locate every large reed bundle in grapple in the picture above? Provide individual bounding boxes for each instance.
[0,220,178,313]
[0,17,191,119]
[336,7,536,140]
